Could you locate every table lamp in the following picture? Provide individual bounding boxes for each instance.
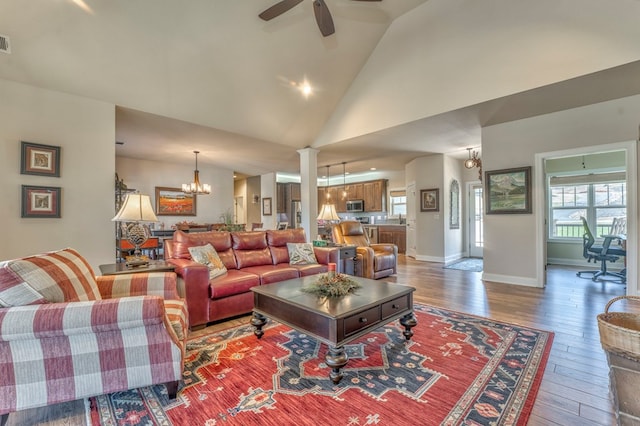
[111,193,158,267]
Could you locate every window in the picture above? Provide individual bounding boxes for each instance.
[549,173,626,240]
[390,190,406,216]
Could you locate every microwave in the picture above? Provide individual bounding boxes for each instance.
[346,199,364,213]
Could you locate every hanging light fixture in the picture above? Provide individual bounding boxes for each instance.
[317,165,340,222]
[182,150,211,195]
[341,162,348,200]
[464,147,482,180]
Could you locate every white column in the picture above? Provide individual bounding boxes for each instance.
[297,147,319,241]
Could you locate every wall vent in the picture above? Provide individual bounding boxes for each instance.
[0,34,11,54]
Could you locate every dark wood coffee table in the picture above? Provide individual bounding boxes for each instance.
[251,275,417,384]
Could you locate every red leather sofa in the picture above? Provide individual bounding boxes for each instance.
[164,228,339,327]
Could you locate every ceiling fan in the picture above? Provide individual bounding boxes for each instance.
[259,0,382,37]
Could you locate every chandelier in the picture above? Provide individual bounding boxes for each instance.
[182,150,211,195]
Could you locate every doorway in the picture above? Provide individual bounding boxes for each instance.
[234,196,245,225]
[535,141,637,293]
[468,182,483,258]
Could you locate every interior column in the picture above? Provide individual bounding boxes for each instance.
[297,147,319,241]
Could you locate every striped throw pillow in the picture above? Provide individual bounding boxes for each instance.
[0,248,101,305]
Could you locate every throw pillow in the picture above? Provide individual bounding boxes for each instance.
[188,244,227,279]
[0,265,49,307]
[287,243,318,265]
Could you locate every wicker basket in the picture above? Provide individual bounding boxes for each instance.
[598,295,640,361]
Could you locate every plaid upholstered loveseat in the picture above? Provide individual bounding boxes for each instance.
[0,248,188,422]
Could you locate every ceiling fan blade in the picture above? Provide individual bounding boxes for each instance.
[313,0,335,37]
[259,0,304,21]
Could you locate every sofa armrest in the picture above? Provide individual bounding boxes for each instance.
[166,258,211,328]
[96,272,180,300]
[313,247,340,264]
[0,296,166,342]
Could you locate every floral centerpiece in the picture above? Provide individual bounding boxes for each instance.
[301,273,361,297]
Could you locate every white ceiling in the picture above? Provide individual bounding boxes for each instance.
[2,0,640,178]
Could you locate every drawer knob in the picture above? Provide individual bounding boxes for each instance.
[392,304,399,309]
[359,317,367,323]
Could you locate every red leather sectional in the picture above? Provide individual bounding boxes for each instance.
[164,228,339,327]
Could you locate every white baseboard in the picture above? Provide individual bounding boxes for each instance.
[414,254,444,263]
[548,257,624,271]
[482,273,542,288]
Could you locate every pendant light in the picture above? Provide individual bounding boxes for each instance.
[341,162,347,200]
[464,147,483,181]
[317,165,340,221]
[182,150,211,195]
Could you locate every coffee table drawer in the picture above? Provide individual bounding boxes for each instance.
[344,306,380,337]
[381,295,410,320]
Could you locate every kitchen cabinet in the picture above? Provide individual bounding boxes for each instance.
[277,183,287,213]
[318,179,386,213]
[289,183,301,201]
[378,225,406,254]
[347,183,363,200]
[363,180,386,212]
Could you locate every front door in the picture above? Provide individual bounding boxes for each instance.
[468,182,483,258]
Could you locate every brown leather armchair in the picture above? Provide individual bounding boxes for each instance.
[332,221,398,279]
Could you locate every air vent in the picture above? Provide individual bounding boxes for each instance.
[0,34,10,54]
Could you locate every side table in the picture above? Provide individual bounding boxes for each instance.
[99,260,175,276]
[336,245,358,276]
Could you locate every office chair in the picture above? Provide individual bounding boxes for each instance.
[576,217,626,282]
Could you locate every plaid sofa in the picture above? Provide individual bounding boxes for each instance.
[0,248,188,420]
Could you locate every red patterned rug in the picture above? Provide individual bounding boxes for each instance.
[89,303,553,425]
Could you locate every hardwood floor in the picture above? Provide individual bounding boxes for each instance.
[8,255,630,425]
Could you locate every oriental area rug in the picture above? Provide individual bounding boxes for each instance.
[89,303,553,426]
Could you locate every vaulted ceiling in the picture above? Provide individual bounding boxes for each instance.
[2,0,640,177]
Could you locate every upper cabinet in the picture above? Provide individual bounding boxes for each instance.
[363,180,386,212]
[289,183,301,201]
[318,179,387,213]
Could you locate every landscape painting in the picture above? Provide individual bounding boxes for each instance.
[155,187,196,216]
[485,166,532,214]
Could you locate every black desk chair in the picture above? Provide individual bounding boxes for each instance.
[576,217,626,282]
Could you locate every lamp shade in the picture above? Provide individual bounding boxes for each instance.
[317,203,340,221]
[112,193,158,223]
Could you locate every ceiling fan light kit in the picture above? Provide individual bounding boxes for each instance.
[259,0,382,37]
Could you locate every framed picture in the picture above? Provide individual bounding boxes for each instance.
[420,188,439,212]
[485,166,532,214]
[21,141,61,177]
[262,197,272,216]
[21,185,61,218]
[155,186,196,216]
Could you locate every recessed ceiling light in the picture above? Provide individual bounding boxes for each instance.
[300,81,312,97]
[370,167,377,171]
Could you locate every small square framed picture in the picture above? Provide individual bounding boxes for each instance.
[420,188,439,212]
[21,141,61,177]
[21,185,61,218]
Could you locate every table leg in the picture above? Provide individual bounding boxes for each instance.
[251,312,267,339]
[325,345,349,384]
[400,312,417,341]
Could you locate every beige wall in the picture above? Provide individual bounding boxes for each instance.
[406,154,445,261]
[115,157,234,228]
[483,93,640,288]
[0,79,115,271]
